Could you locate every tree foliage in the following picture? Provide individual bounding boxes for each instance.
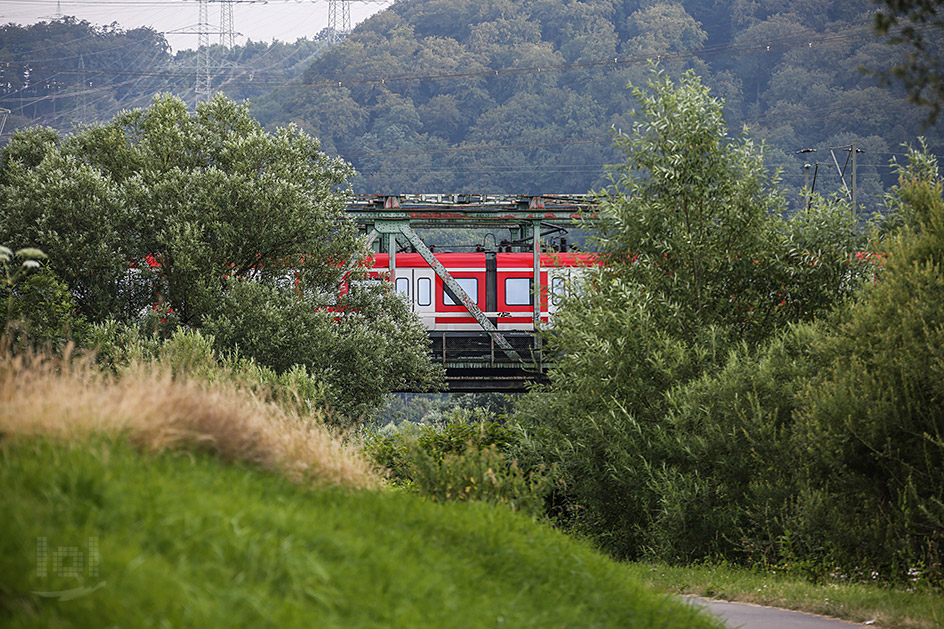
[517,132,944,583]
[594,69,788,346]
[241,0,941,212]
[794,143,944,578]
[0,94,443,419]
[872,0,944,125]
[202,278,442,419]
[1,93,356,325]
[517,70,874,560]
[0,245,82,349]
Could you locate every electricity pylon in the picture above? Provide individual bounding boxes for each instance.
[327,0,351,43]
[220,0,235,48]
[326,0,391,44]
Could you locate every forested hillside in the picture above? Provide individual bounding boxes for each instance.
[3,2,941,210]
[253,0,942,212]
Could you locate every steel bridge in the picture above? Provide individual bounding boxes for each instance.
[345,194,600,392]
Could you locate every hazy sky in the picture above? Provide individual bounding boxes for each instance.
[0,1,389,51]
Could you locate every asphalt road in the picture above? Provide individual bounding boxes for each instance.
[683,597,870,628]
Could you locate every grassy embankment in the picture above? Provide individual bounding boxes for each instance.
[626,562,944,629]
[0,351,719,627]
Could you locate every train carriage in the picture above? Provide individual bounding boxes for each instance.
[367,252,595,333]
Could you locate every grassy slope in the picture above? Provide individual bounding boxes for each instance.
[625,562,944,629]
[0,437,720,628]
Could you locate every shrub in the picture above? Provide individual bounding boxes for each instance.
[793,143,944,583]
[367,413,514,479]
[515,68,873,562]
[85,322,333,424]
[644,322,822,566]
[365,416,558,517]
[202,277,443,423]
[408,443,555,517]
[0,245,86,351]
[1,265,85,351]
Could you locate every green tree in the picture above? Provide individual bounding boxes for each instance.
[624,3,708,57]
[872,0,944,125]
[517,69,871,558]
[1,94,358,325]
[594,69,791,346]
[794,142,944,579]
[0,94,443,418]
[0,127,131,321]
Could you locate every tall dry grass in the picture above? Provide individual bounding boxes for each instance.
[0,344,380,490]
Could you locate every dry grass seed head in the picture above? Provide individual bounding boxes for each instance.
[0,345,379,490]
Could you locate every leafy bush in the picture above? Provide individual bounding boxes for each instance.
[366,416,557,517]
[408,443,555,517]
[516,69,876,563]
[86,323,332,425]
[644,322,822,566]
[202,277,443,423]
[368,411,515,479]
[791,143,944,582]
[1,266,85,351]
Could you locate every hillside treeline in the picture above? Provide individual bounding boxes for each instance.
[2,1,942,211]
[254,0,942,210]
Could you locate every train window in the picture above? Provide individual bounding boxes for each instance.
[550,276,566,306]
[443,277,478,306]
[395,277,410,298]
[504,277,532,306]
[417,277,431,306]
[274,271,296,291]
[351,278,382,294]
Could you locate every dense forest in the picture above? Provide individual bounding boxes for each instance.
[254,0,944,214]
[2,0,942,214]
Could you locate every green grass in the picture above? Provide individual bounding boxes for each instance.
[0,436,721,628]
[625,561,944,629]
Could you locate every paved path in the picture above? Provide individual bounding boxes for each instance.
[683,596,869,628]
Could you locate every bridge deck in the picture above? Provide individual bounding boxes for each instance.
[427,332,549,393]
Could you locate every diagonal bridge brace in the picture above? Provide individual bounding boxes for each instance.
[373,221,523,362]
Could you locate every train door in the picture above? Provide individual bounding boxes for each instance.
[395,268,436,329]
[414,269,436,328]
[394,272,412,307]
[547,268,568,316]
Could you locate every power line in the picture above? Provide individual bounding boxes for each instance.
[4,20,886,89]
[14,17,937,95]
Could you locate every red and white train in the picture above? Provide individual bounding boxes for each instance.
[367,252,595,332]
